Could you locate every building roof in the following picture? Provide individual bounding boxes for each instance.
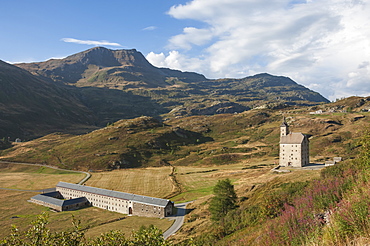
[31,194,64,207]
[57,182,171,207]
[280,132,307,144]
[41,191,61,197]
[31,193,88,207]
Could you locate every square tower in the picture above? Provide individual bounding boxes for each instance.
[279,119,309,167]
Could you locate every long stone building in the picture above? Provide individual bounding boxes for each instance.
[30,182,174,218]
[279,118,310,167]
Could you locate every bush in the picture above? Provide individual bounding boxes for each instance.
[1,213,172,246]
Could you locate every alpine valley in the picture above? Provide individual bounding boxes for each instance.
[3,47,370,246]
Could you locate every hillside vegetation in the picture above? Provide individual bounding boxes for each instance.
[1,97,369,172]
[1,97,370,245]
[179,128,370,246]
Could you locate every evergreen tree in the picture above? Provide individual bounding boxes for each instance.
[209,179,237,221]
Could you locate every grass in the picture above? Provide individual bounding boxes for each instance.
[2,105,370,243]
[172,159,276,202]
[0,164,174,240]
[84,167,173,198]
[0,163,85,190]
[0,190,173,240]
[84,216,172,238]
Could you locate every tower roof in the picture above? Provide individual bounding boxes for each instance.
[280,132,307,144]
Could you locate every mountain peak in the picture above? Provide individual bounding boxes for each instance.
[61,47,151,68]
[14,47,206,86]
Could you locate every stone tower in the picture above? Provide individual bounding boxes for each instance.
[279,118,310,167]
[280,118,289,137]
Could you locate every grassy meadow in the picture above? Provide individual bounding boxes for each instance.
[0,163,85,190]
[0,190,172,239]
[84,167,173,198]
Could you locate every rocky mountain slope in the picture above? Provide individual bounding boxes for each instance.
[16,47,329,114]
[16,47,207,88]
[0,47,330,138]
[0,60,96,139]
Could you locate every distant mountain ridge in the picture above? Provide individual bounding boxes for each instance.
[0,47,329,138]
[15,46,328,106]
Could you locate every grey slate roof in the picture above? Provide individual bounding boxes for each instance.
[57,182,171,207]
[63,197,88,206]
[280,132,307,144]
[31,194,88,207]
[42,191,61,197]
[31,194,64,207]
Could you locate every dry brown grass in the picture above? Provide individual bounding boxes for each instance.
[84,216,173,238]
[0,164,173,240]
[172,158,276,202]
[0,190,173,240]
[0,163,85,190]
[84,167,173,198]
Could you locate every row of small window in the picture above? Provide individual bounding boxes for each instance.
[281,145,299,147]
[61,189,131,204]
[90,203,122,211]
[61,188,127,201]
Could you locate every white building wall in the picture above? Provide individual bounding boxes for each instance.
[280,143,303,167]
[56,187,132,214]
[280,141,309,167]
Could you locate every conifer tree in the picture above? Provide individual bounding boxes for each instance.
[209,178,237,221]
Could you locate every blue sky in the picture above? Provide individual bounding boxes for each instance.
[1,0,370,101]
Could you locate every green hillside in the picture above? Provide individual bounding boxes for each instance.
[1,97,370,245]
[1,97,369,171]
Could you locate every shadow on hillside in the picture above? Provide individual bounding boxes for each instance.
[75,86,168,126]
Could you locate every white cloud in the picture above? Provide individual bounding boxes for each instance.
[61,38,122,47]
[155,0,370,101]
[168,27,214,50]
[143,26,158,31]
[147,50,204,73]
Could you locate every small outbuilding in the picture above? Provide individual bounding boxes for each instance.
[30,191,89,212]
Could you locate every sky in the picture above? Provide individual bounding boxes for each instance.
[1,0,370,101]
